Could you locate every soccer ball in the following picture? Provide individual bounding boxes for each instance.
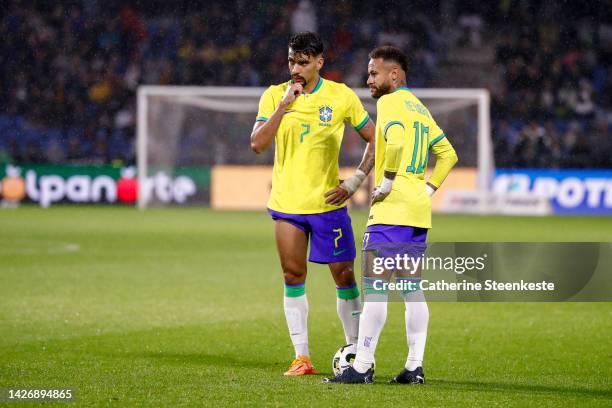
[332,344,357,376]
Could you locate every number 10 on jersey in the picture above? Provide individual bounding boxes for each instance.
[406,121,429,174]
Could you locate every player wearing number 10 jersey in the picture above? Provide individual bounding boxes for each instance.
[325,46,458,384]
[250,32,376,376]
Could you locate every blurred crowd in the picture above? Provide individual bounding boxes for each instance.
[0,0,610,169]
[490,2,612,168]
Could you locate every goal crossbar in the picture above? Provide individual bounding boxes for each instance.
[137,86,491,209]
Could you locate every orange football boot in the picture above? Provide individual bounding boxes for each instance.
[284,355,316,376]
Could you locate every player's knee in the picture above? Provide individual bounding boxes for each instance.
[281,261,306,284]
[283,271,305,285]
[332,265,356,287]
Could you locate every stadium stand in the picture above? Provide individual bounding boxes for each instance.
[0,0,610,168]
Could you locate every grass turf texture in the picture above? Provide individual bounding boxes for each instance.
[1,207,611,407]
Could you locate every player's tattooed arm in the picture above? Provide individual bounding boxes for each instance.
[251,82,303,153]
[356,120,376,175]
[357,142,375,175]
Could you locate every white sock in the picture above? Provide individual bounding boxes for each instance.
[284,294,309,358]
[404,290,429,371]
[353,294,387,373]
[337,296,361,344]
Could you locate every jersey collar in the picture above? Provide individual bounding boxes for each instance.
[306,77,323,94]
[393,86,410,92]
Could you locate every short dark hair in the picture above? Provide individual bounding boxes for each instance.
[289,32,325,56]
[369,46,408,72]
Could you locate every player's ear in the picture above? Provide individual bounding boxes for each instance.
[391,67,399,83]
[316,55,324,70]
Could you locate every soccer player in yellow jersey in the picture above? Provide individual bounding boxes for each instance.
[325,46,458,384]
[250,32,375,376]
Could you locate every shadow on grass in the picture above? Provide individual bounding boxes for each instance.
[119,349,339,381]
[432,379,612,400]
[123,352,333,380]
[122,351,281,370]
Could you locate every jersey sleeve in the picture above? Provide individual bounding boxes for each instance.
[377,95,406,139]
[428,119,446,149]
[384,125,405,173]
[256,86,277,122]
[428,133,458,188]
[344,86,370,130]
[378,96,407,173]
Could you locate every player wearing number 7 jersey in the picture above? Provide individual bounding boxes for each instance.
[250,32,376,376]
[325,46,458,384]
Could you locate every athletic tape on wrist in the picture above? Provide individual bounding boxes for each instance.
[425,183,436,197]
[341,169,367,194]
[379,177,394,194]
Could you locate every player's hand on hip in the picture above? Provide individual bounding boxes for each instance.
[324,185,351,205]
[326,170,367,205]
[371,176,392,204]
[281,82,303,106]
[371,187,390,204]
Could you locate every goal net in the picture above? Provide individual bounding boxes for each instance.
[137,86,492,209]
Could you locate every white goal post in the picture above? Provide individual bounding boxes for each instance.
[137,86,492,209]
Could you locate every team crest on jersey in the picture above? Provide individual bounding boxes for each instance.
[319,105,333,122]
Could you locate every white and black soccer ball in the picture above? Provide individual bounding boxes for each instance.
[332,344,357,376]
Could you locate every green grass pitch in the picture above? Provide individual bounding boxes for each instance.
[1,207,611,407]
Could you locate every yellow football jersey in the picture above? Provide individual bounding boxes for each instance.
[368,87,456,228]
[256,78,369,214]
